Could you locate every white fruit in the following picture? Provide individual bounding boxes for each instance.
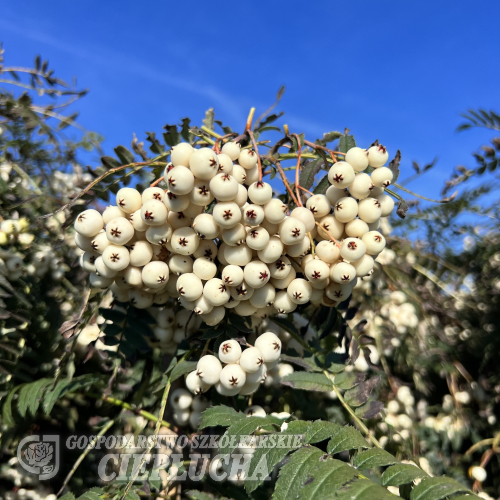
[128,210,149,232]
[123,266,143,287]
[304,258,330,281]
[105,217,134,245]
[377,194,395,217]
[221,141,241,161]
[306,194,331,219]
[269,255,292,279]
[249,283,276,308]
[349,173,373,200]
[186,370,211,395]
[102,245,130,271]
[192,396,210,412]
[315,240,340,263]
[219,364,246,390]
[157,308,176,328]
[170,142,194,167]
[242,204,265,226]
[290,207,316,232]
[230,280,254,301]
[328,161,355,188]
[244,261,271,288]
[90,231,111,253]
[371,166,393,187]
[213,202,242,229]
[362,231,386,255]
[163,191,190,212]
[166,165,195,195]
[145,223,172,246]
[316,214,344,240]
[246,226,270,251]
[287,278,312,304]
[94,256,118,278]
[257,236,284,263]
[74,233,94,252]
[215,381,240,396]
[209,173,239,201]
[203,278,230,306]
[171,227,200,255]
[176,273,203,301]
[128,289,154,309]
[196,355,222,385]
[326,185,348,206]
[285,237,311,257]
[345,219,369,238]
[279,218,306,245]
[333,197,358,223]
[264,198,287,224]
[245,405,266,417]
[216,153,234,174]
[142,186,165,203]
[345,147,369,172]
[222,223,247,246]
[255,332,282,363]
[74,209,104,237]
[232,183,249,206]
[244,164,260,186]
[357,198,382,224]
[231,164,247,184]
[331,261,356,284]
[168,254,193,275]
[340,238,367,262]
[224,244,252,266]
[192,213,219,240]
[221,265,244,287]
[193,257,217,280]
[189,147,219,180]
[367,144,389,168]
[193,239,218,260]
[234,301,258,316]
[116,188,142,214]
[170,388,193,410]
[219,339,242,363]
[142,261,169,288]
[271,266,296,289]
[352,254,374,277]
[248,181,272,204]
[239,347,265,373]
[89,273,114,289]
[153,326,173,342]
[201,306,225,325]
[325,282,352,302]
[238,148,258,170]
[189,178,214,206]
[102,205,126,224]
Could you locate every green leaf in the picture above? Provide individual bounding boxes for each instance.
[315,131,342,146]
[59,493,76,500]
[410,477,472,500]
[273,447,324,500]
[99,308,126,323]
[270,316,300,336]
[245,421,308,493]
[281,372,334,392]
[219,416,281,459]
[353,448,398,469]
[114,145,135,165]
[163,124,180,147]
[304,420,341,444]
[258,126,282,133]
[334,371,365,390]
[186,491,218,500]
[382,464,428,486]
[280,354,323,372]
[77,491,102,500]
[101,156,121,169]
[2,384,23,427]
[25,378,52,417]
[298,458,357,499]
[170,361,197,382]
[338,134,356,153]
[327,426,369,454]
[355,400,384,420]
[334,478,399,499]
[199,405,244,429]
[124,492,141,500]
[344,376,380,407]
[313,174,330,195]
[299,159,322,190]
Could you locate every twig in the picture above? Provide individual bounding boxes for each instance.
[247,130,263,182]
[270,159,300,206]
[292,133,304,207]
[57,419,115,496]
[315,221,341,248]
[150,176,164,187]
[245,107,256,131]
[297,185,313,196]
[391,184,448,204]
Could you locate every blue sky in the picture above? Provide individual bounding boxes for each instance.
[1,1,499,203]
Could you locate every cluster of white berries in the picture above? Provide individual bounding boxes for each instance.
[74,141,394,323]
[184,331,282,397]
[169,388,210,429]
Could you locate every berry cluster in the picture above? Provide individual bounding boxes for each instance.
[169,388,210,429]
[184,331,282,397]
[74,141,394,324]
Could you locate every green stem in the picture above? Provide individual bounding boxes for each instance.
[323,371,382,449]
[57,419,115,496]
[391,183,445,203]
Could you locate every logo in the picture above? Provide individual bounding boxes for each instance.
[17,435,60,480]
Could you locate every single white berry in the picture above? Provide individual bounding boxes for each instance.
[326,185,348,206]
[186,370,211,394]
[193,239,218,260]
[243,261,270,289]
[377,194,395,217]
[102,205,126,224]
[221,265,244,287]
[196,355,222,385]
[189,178,214,206]
[89,273,114,289]
[163,191,190,212]
[171,388,193,410]
[216,153,234,174]
[331,261,357,284]
[209,173,238,201]
[105,217,134,245]
[203,278,231,306]
[269,255,292,279]
[246,364,267,384]
[142,261,169,288]
[222,224,247,246]
[116,188,142,214]
[74,233,94,252]
[306,194,331,219]
[232,183,249,206]
[231,164,247,184]
[90,231,111,253]
[285,237,311,258]
[153,326,173,343]
[240,347,265,373]
[188,147,219,180]
[221,141,241,161]
[74,209,104,237]
[349,173,373,200]
[249,283,276,308]
[287,278,312,304]
[94,256,118,278]
[238,148,258,170]
[316,214,344,240]
[157,308,175,328]
[177,273,203,301]
[244,165,260,186]
[345,147,369,172]
[192,395,210,412]
[333,197,358,223]
[257,236,284,263]
[248,181,272,204]
[192,213,219,240]
[170,142,194,167]
[128,289,154,309]
[357,198,382,223]
[193,257,217,280]
[271,266,296,289]
[168,254,193,275]
[345,219,369,238]
[123,265,143,287]
[367,144,389,168]
[255,332,281,363]
[328,161,355,187]
[245,405,266,417]
[215,381,240,396]
[264,198,287,224]
[142,186,165,203]
[315,240,340,263]
[102,245,130,271]
[219,339,242,363]
[279,217,306,245]
[362,231,386,255]
[224,244,253,266]
[234,301,258,316]
[128,210,149,232]
[470,466,487,483]
[242,204,265,226]
[219,364,246,390]
[325,282,353,302]
[166,165,195,195]
[201,306,225,325]
[352,254,374,277]
[246,226,270,251]
[371,166,393,187]
[213,202,241,229]
[145,223,172,246]
[171,227,200,255]
[304,258,330,281]
[290,207,316,232]
[140,199,168,227]
[340,238,367,262]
